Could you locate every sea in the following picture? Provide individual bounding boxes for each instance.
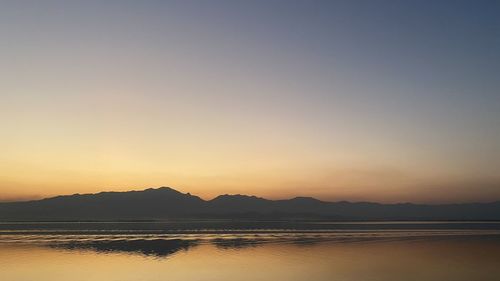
[1,220,499,281]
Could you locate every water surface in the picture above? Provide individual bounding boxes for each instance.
[1,222,500,281]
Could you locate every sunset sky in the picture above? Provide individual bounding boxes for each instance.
[1,0,499,203]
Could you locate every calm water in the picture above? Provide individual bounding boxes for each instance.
[1,222,500,281]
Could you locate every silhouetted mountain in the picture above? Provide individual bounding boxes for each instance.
[209,194,272,214]
[0,187,499,221]
[0,187,205,221]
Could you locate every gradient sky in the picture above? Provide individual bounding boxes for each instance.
[1,0,499,203]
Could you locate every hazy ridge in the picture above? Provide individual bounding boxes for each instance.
[1,187,499,221]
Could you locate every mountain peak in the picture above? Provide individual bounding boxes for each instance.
[211,194,266,202]
[289,196,323,203]
[145,186,179,193]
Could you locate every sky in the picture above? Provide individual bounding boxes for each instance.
[1,0,499,203]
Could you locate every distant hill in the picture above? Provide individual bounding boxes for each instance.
[0,187,499,221]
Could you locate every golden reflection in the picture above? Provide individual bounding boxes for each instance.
[1,238,500,281]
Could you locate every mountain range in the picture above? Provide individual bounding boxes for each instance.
[1,187,499,221]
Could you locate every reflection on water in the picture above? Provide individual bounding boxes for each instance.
[50,239,198,257]
[1,229,500,281]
